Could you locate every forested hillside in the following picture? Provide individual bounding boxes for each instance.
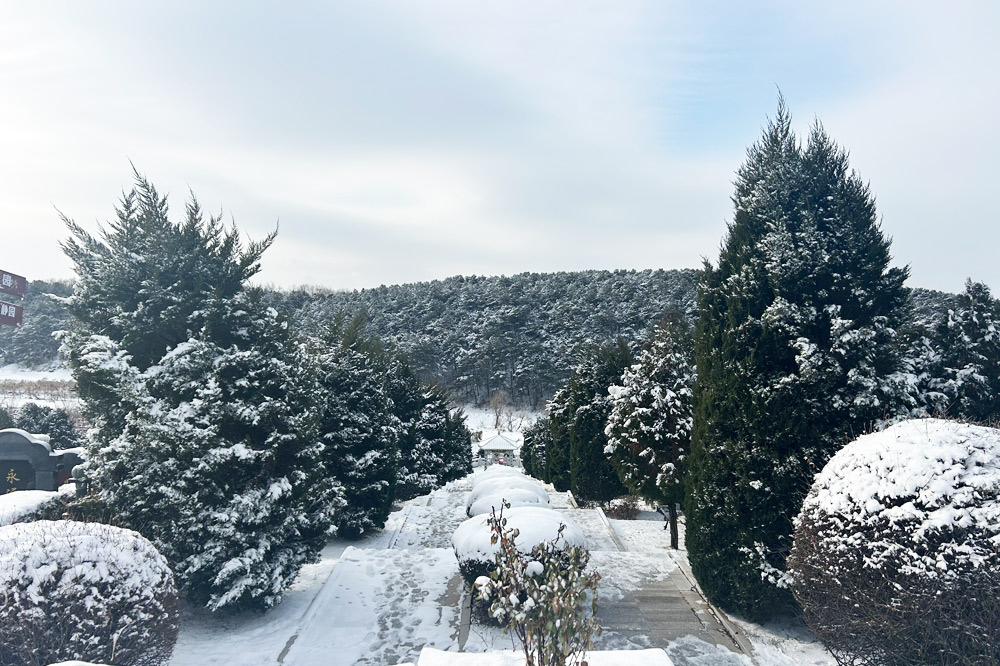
[0,272,965,408]
[269,269,701,406]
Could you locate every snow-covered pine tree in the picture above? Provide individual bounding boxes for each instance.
[544,388,572,491]
[605,317,694,545]
[933,280,1000,421]
[389,356,439,500]
[313,314,400,539]
[61,174,273,372]
[424,392,474,486]
[521,416,551,479]
[11,403,80,448]
[686,100,909,620]
[385,351,472,499]
[564,340,631,503]
[61,174,341,612]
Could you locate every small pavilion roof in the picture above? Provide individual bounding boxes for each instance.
[478,433,518,452]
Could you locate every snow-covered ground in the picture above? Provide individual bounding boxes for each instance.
[460,405,540,439]
[0,363,79,413]
[0,363,72,382]
[0,486,73,526]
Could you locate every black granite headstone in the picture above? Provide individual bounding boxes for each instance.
[2,459,33,493]
[0,429,76,493]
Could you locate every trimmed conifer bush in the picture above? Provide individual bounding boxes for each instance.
[451,507,586,586]
[0,520,179,666]
[788,419,1000,666]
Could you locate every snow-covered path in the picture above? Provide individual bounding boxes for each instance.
[168,470,835,666]
[282,547,462,666]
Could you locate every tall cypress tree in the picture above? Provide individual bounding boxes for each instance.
[545,387,573,491]
[566,340,632,503]
[686,100,909,619]
[314,314,399,539]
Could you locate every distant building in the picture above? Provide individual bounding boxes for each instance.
[476,433,519,466]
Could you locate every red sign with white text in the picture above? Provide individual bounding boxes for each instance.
[0,270,25,300]
[0,301,22,327]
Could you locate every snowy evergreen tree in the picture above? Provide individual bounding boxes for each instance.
[521,416,551,480]
[382,346,472,500]
[686,100,909,620]
[84,293,342,611]
[605,318,693,544]
[416,387,472,488]
[388,356,439,500]
[61,173,274,372]
[11,403,80,448]
[544,387,572,492]
[61,174,341,612]
[542,341,631,503]
[932,280,1000,421]
[566,340,631,503]
[313,315,399,539]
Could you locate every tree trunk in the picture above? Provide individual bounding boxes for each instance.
[669,503,679,550]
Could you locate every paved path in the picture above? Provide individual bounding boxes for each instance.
[593,512,754,665]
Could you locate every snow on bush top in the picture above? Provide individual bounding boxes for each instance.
[451,507,586,563]
[0,520,174,609]
[798,418,1000,578]
[467,488,551,516]
[473,466,529,486]
[466,476,548,512]
[0,485,74,527]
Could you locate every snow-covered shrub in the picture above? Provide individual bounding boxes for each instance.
[0,486,75,527]
[452,507,586,586]
[602,496,640,521]
[465,475,548,516]
[0,520,179,666]
[467,489,550,517]
[474,465,528,484]
[787,419,1000,666]
[474,504,600,666]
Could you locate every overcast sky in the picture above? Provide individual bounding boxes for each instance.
[1,2,997,293]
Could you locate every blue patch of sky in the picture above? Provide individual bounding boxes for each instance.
[635,3,896,157]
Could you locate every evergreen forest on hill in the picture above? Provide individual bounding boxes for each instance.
[0,271,958,407]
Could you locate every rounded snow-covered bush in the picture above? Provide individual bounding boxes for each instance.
[473,466,526,485]
[0,520,179,666]
[451,506,585,585]
[467,489,550,517]
[788,419,1000,666]
[465,475,548,516]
